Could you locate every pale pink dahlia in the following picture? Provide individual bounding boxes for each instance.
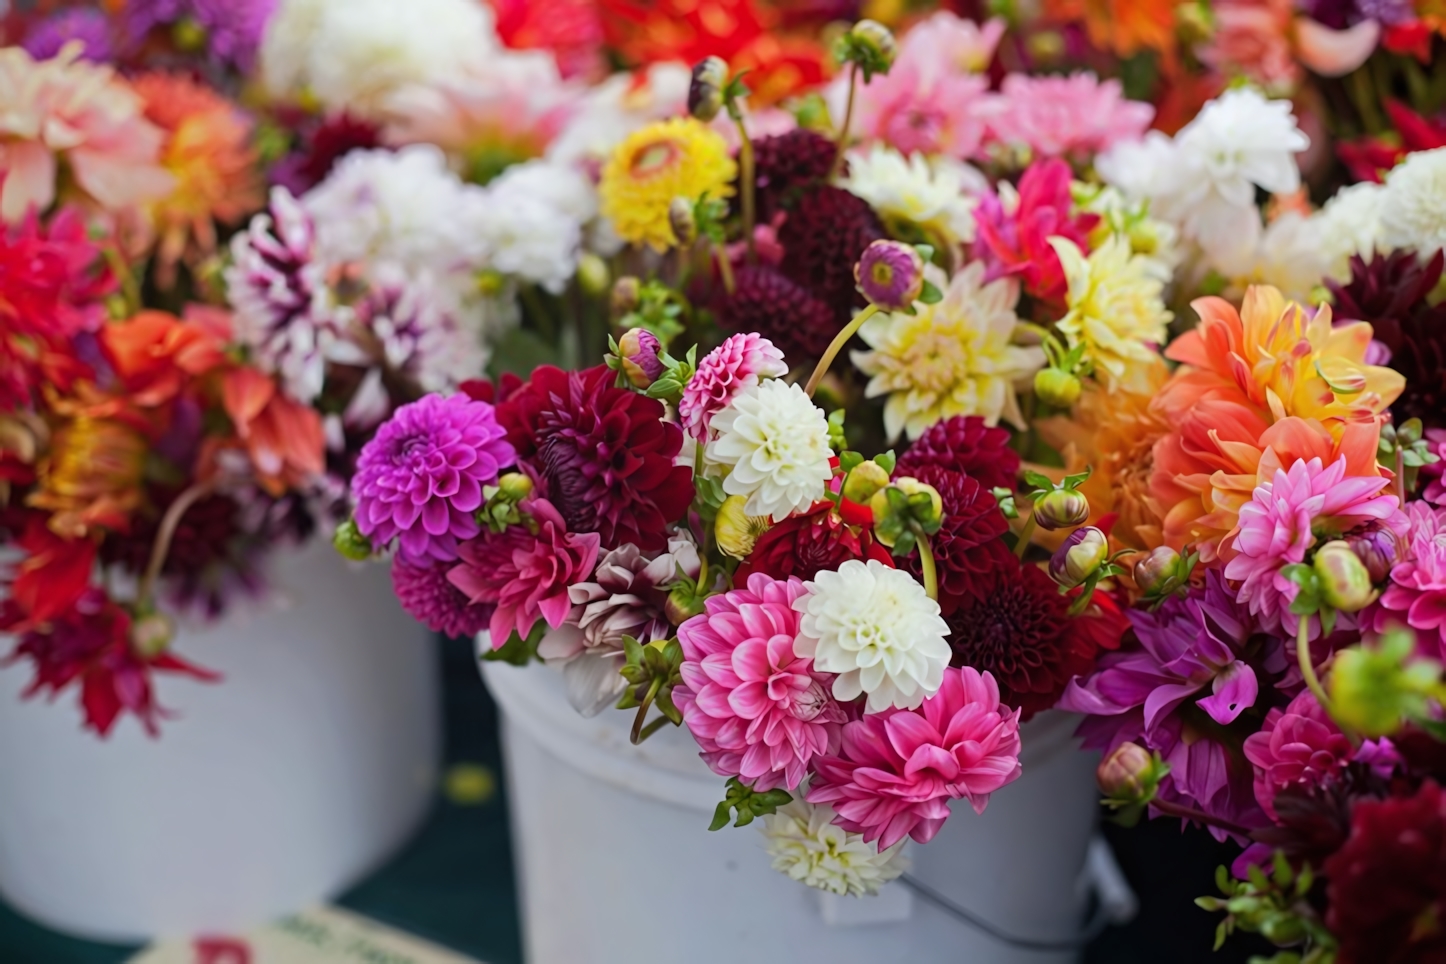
[1224,457,1404,634]
[1422,428,1446,506]
[981,73,1154,159]
[677,333,788,441]
[352,393,516,565]
[806,666,1022,850]
[449,496,601,646]
[1375,502,1446,657]
[391,559,492,638]
[674,574,845,792]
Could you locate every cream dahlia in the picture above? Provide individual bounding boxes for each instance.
[761,800,909,897]
[705,379,834,523]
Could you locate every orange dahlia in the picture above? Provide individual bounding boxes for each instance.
[1148,286,1403,562]
[1045,0,1178,62]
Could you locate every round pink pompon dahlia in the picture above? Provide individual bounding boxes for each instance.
[806,665,1022,850]
[677,333,787,441]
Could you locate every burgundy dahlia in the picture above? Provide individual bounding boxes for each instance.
[943,556,1126,719]
[271,113,383,195]
[718,265,842,365]
[778,185,885,320]
[896,415,1021,494]
[903,465,1013,613]
[1325,780,1446,964]
[751,128,839,221]
[392,559,492,639]
[497,366,693,553]
[734,502,893,584]
[352,393,516,565]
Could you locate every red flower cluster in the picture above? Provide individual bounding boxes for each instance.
[735,500,893,583]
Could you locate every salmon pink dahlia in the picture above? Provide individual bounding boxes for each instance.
[806,666,1023,850]
[675,574,845,792]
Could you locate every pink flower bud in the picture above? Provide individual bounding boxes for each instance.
[1050,526,1108,589]
[855,240,924,312]
[617,328,665,389]
[1097,742,1155,800]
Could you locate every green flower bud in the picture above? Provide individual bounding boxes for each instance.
[333,518,374,561]
[665,584,709,626]
[576,252,610,297]
[1313,540,1376,613]
[1033,487,1090,530]
[669,196,698,247]
[1050,526,1109,589]
[1134,546,1183,595]
[129,611,175,659]
[836,19,897,79]
[842,460,890,504]
[870,477,942,548]
[688,56,729,122]
[1033,367,1082,408]
[1096,742,1157,802]
[497,472,534,502]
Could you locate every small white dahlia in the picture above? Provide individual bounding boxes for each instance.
[1380,147,1446,256]
[705,379,833,522]
[840,144,983,248]
[793,559,951,713]
[761,800,909,897]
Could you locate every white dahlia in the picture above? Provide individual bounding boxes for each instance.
[840,145,983,248]
[793,559,951,713]
[761,800,909,897]
[705,379,833,523]
[1380,147,1446,256]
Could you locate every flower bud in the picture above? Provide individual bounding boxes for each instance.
[497,472,534,502]
[616,328,665,389]
[1345,526,1400,585]
[842,460,890,504]
[669,196,697,247]
[171,16,207,52]
[666,584,709,625]
[688,56,728,122]
[855,240,924,312]
[1033,367,1082,408]
[610,276,641,318]
[1096,742,1155,801]
[333,518,374,561]
[1033,487,1090,530]
[838,19,897,77]
[1133,546,1182,595]
[1313,540,1376,613]
[870,477,942,546]
[576,252,610,297]
[894,477,943,527]
[129,611,175,659]
[1050,526,1109,589]
[715,494,771,558]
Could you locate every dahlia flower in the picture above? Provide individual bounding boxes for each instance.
[450,496,601,646]
[1224,456,1404,634]
[1050,236,1172,395]
[903,465,1012,614]
[29,415,148,539]
[220,367,327,498]
[260,0,497,116]
[1315,181,1386,282]
[806,666,1023,849]
[597,118,736,252]
[674,573,845,791]
[22,9,113,63]
[761,801,909,898]
[751,129,838,222]
[853,261,1043,441]
[356,266,489,398]
[778,186,885,321]
[970,158,1099,307]
[1375,502,1446,658]
[1380,147,1446,256]
[718,265,841,366]
[794,559,951,713]
[499,365,694,552]
[678,334,788,441]
[124,0,278,70]
[352,393,516,564]
[839,146,982,250]
[392,559,492,639]
[705,379,833,523]
[855,241,926,313]
[734,503,894,585]
[0,45,174,223]
[982,73,1154,160]
[895,415,1020,495]
[896,12,1006,75]
[471,159,590,293]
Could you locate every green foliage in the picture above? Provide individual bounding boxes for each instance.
[1196,852,1335,964]
[481,622,546,666]
[709,777,793,831]
[1329,629,1446,738]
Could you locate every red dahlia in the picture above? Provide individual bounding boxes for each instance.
[1325,780,1446,964]
[734,501,893,583]
[498,365,694,552]
[896,415,1021,494]
[751,129,839,221]
[720,264,843,365]
[903,465,1013,613]
[778,185,884,320]
[943,557,1125,719]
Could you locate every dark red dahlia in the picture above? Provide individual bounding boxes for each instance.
[751,129,839,221]
[735,502,893,583]
[498,365,694,552]
[778,185,885,320]
[943,557,1126,719]
[101,490,243,577]
[719,264,842,365]
[1325,780,1446,964]
[270,112,382,195]
[896,415,1021,493]
[903,465,1012,613]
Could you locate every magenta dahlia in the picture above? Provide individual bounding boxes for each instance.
[352,393,516,565]
[392,559,492,639]
[1243,689,1389,820]
[674,573,846,792]
[718,265,842,365]
[1375,501,1446,658]
[895,415,1020,494]
[971,158,1098,309]
[778,185,885,319]
[806,666,1023,850]
[498,365,693,553]
[677,333,788,440]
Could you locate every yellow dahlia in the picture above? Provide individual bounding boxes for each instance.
[29,415,147,538]
[852,262,1044,441]
[598,118,736,252]
[1050,235,1172,396]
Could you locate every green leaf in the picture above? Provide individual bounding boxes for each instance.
[839,450,865,473]
[480,622,546,666]
[1021,469,1055,491]
[919,280,943,304]
[709,800,734,832]
[874,451,897,474]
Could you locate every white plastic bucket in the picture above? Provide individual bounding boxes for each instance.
[483,654,1106,964]
[0,541,440,943]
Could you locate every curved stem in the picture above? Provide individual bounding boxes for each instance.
[832,63,858,176]
[1150,798,1255,839]
[805,303,879,398]
[917,530,938,602]
[1014,513,1037,560]
[713,243,736,296]
[136,480,217,610]
[732,112,756,263]
[630,676,665,745]
[1296,616,1334,718]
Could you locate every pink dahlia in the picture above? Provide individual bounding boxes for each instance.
[674,574,845,791]
[391,559,492,639]
[982,73,1154,159]
[677,333,788,441]
[449,496,601,646]
[1375,501,1446,658]
[352,393,517,565]
[831,55,991,160]
[1224,456,1404,636]
[1422,428,1446,505]
[970,158,1099,308]
[806,666,1022,850]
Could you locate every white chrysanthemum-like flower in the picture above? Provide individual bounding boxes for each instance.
[1380,147,1446,255]
[1213,211,1332,302]
[761,800,909,897]
[841,145,983,248]
[1077,184,1181,282]
[359,264,487,395]
[793,559,951,712]
[261,0,497,117]
[852,262,1043,441]
[1316,181,1384,281]
[477,160,592,292]
[706,380,833,522]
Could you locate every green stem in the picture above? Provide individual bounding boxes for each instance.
[713,243,736,296]
[917,530,938,602]
[1296,617,1334,720]
[1348,65,1385,135]
[832,64,858,177]
[521,284,558,349]
[732,110,756,263]
[805,302,879,397]
[631,676,664,745]
[1014,513,1037,560]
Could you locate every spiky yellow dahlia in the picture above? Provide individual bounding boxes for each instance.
[598,118,736,252]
